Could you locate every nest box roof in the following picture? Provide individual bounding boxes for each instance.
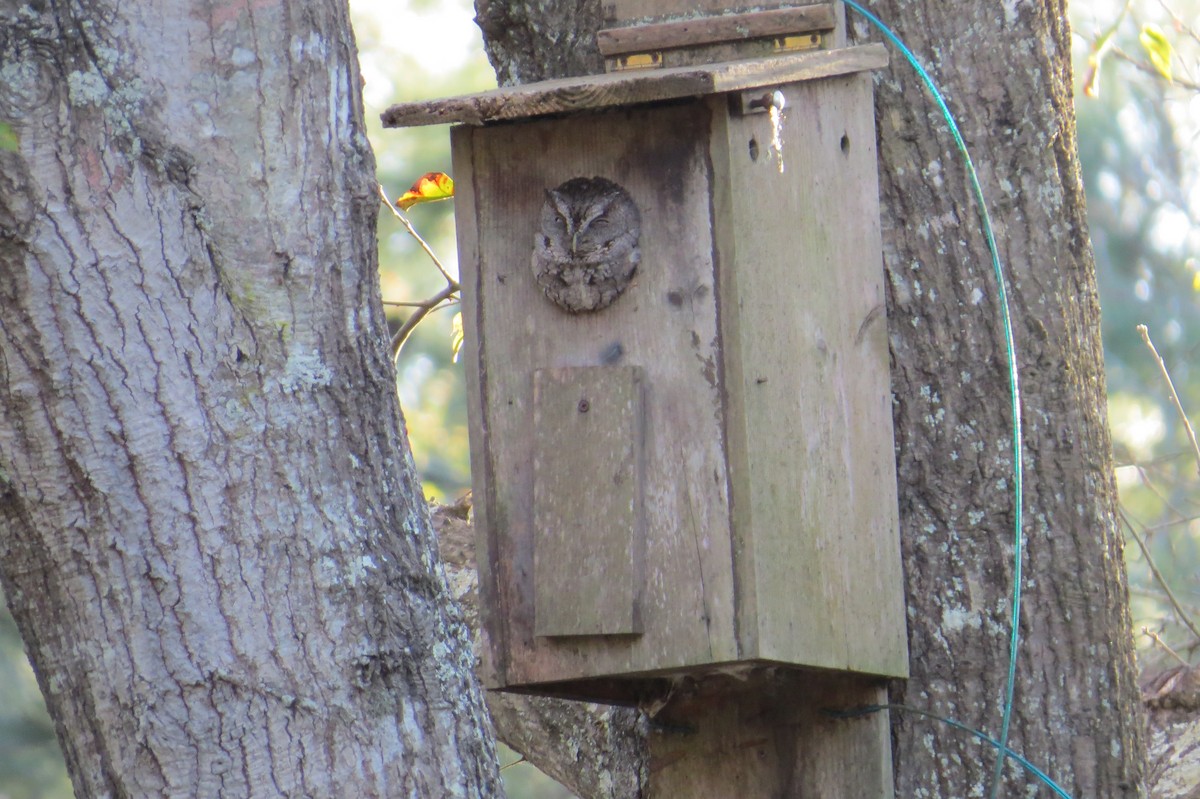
[380,44,887,129]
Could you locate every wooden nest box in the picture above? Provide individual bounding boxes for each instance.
[383,0,907,705]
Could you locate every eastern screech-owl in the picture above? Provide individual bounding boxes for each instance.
[532,176,641,313]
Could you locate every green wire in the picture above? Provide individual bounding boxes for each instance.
[840,2,1026,798]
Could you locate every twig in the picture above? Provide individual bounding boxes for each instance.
[1156,0,1200,86]
[1142,626,1191,667]
[383,299,444,308]
[1131,584,1175,600]
[500,755,528,772]
[1140,512,1200,534]
[1157,0,1200,47]
[1114,448,1192,470]
[1137,324,1200,477]
[1133,463,1200,524]
[1121,509,1200,645]
[379,184,458,286]
[1109,45,1200,91]
[378,183,462,361]
[389,284,459,359]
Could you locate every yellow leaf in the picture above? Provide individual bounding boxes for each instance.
[397,172,454,211]
[450,312,465,363]
[1139,23,1174,83]
[1192,270,1200,293]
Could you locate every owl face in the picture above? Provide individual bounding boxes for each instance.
[540,177,640,263]
[532,176,641,313]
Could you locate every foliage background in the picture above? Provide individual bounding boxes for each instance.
[2,1,1199,796]
[1075,0,1200,673]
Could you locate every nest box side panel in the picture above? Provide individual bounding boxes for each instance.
[718,73,907,678]
[455,102,740,689]
[451,142,516,693]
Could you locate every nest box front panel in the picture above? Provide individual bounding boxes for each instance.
[453,101,740,688]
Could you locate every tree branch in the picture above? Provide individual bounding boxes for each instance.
[1121,510,1200,647]
[378,185,462,360]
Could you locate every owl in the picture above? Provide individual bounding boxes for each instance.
[532,176,641,313]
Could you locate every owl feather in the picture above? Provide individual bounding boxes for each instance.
[532,177,641,313]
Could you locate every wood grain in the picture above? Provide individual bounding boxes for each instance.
[596,6,836,56]
[648,671,894,799]
[605,0,825,26]
[533,366,645,637]
[455,100,740,689]
[382,44,887,128]
[715,72,908,678]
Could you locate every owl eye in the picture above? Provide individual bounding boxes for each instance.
[590,218,610,229]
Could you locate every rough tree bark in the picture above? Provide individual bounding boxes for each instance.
[867,3,1143,795]
[474,1,1147,796]
[1143,665,1200,798]
[0,2,498,796]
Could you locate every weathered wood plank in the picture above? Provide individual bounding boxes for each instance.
[597,5,836,56]
[615,35,825,73]
[455,101,739,689]
[605,0,823,26]
[533,366,645,637]
[381,44,886,128]
[451,126,509,689]
[716,72,907,678]
[648,671,894,799]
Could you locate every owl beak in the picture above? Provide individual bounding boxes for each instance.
[570,231,579,256]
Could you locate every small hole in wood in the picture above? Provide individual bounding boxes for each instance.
[578,399,590,413]
[748,138,760,162]
[601,342,625,364]
[840,133,851,154]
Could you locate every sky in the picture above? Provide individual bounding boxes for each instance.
[351,0,494,112]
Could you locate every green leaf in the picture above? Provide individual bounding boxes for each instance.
[1139,23,1174,83]
[0,123,18,152]
[450,312,464,363]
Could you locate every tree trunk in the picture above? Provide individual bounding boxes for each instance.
[866,2,1144,795]
[0,2,499,796]
[475,1,1147,796]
